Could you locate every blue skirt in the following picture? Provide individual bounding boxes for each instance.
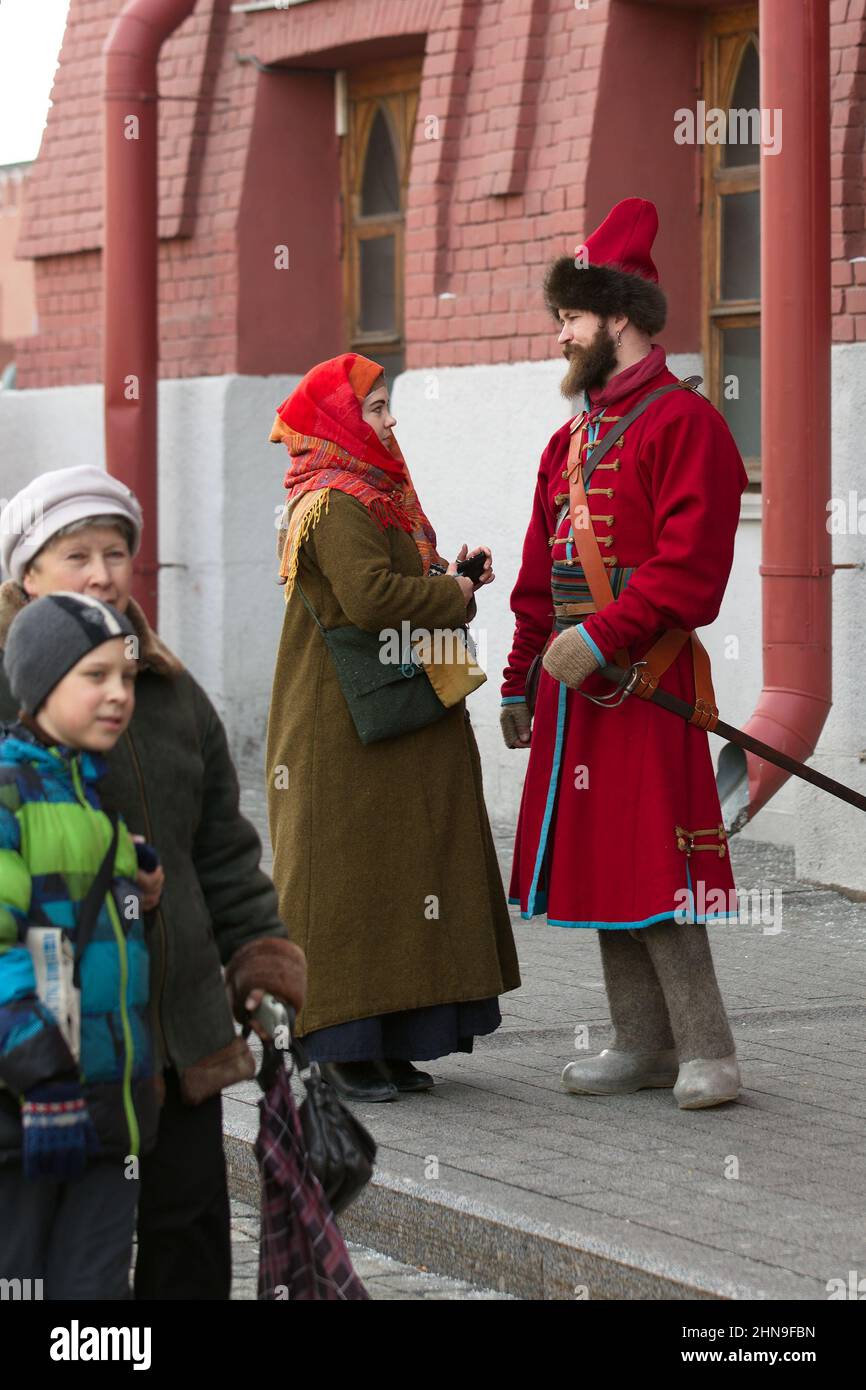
[301,996,502,1063]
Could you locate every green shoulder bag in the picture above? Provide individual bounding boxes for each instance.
[295,580,448,745]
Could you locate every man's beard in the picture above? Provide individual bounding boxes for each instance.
[559,323,619,399]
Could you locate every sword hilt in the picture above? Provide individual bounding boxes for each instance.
[578,661,645,708]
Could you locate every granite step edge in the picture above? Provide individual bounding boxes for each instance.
[222,1114,801,1302]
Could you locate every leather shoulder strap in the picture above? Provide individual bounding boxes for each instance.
[580,376,702,491]
[293,579,326,634]
[564,375,707,681]
[564,375,703,606]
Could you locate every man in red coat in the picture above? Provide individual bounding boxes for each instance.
[501,198,749,1109]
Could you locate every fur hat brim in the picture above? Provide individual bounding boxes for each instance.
[543,257,667,337]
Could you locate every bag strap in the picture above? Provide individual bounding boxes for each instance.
[73,811,119,989]
[294,579,327,635]
[565,378,703,595]
[565,376,718,717]
[577,376,702,491]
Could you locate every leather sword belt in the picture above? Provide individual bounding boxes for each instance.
[554,601,597,617]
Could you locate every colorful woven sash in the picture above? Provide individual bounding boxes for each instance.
[551,560,634,633]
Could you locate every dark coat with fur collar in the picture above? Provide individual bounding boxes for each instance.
[0,581,305,1108]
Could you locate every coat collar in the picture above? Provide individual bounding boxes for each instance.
[0,720,106,787]
[586,343,667,411]
[0,580,184,679]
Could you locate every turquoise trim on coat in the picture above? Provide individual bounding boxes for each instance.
[514,906,740,928]
[546,910,740,928]
[578,626,605,667]
[525,680,568,916]
[684,858,695,924]
[501,696,527,705]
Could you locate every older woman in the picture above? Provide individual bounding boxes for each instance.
[0,466,306,1299]
[267,353,520,1103]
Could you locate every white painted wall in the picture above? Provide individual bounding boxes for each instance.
[792,346,866,890]
[0,345,863,886]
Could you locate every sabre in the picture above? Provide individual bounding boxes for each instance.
[589,661,866,819]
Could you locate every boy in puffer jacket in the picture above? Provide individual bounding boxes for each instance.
[0,591,160,1299]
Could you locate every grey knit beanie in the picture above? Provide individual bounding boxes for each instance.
[3,591,137,715]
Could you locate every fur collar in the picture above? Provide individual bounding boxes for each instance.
[0,580,184,680]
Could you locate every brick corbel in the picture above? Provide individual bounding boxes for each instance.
[480,0,548,198]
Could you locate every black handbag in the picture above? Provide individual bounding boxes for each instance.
[293,1038,377,1216]
[258,1029,376,1217]
[295,579,448,745]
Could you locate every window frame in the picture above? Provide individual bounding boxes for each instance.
[701,5,761,486]
[341,58,422,374]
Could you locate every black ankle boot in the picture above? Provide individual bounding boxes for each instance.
[319,1061,399,1103]
[380,1060,434,1093]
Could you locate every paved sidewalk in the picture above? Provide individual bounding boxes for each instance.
[229,781,866,1300]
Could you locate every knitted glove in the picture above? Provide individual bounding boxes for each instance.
[225,936,307,1024]
[21,1079,101,1182]
[542,627,601,690]
[500,701,532,748]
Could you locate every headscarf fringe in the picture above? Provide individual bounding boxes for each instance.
[279,487,331,602]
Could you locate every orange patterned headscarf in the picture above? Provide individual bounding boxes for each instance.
[269,353,444,596]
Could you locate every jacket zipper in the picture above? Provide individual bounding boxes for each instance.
[123,728,170,1067]
[70,753,139,1157]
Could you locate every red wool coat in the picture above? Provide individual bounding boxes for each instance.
[502,352,749,929]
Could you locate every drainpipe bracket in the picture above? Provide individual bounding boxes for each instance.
[759,565,837,578]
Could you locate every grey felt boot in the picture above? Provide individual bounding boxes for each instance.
[561,929,679,1095]
[672,1056,741,1109]
[641,919,740,1109]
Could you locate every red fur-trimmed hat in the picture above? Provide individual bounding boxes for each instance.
[543,197,667,336]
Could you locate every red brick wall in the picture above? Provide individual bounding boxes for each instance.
[18,0,227,256]
[13,0,866,387]
[0,166,36,371]
[830,0,866,342]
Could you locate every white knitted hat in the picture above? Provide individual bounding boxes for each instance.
[0,465,143,584]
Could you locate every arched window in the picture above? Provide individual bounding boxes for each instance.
[702,9,761,485]
[342,60,421,382]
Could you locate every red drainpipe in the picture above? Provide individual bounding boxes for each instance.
[102,0,199,625]
[718,0,833,832]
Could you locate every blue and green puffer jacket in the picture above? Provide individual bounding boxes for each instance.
[0,722,158,1165]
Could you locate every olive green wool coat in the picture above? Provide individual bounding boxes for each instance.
[266,490,520,1036]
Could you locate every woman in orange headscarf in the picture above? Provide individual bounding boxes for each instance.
[266,354,520,1103]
